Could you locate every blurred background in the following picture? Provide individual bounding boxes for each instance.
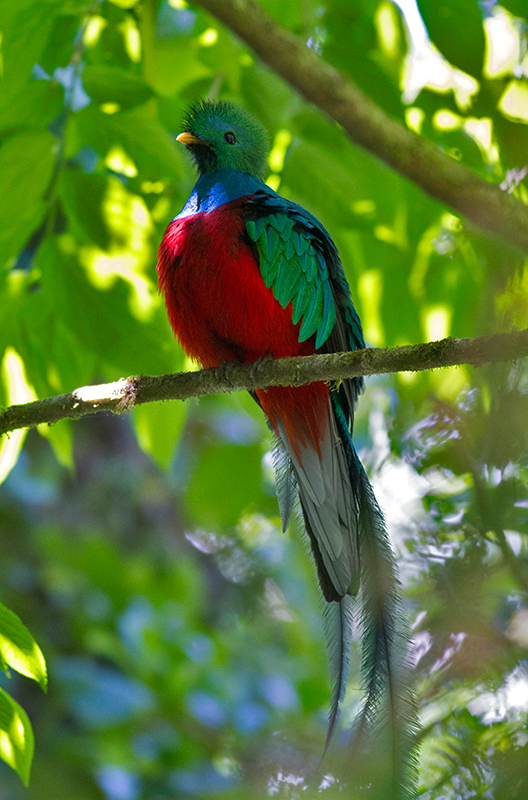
[1,0,528,797]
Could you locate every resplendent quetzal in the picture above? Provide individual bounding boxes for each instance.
[157,100,415,787]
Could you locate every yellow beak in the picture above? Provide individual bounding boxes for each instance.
[176,131,205,146]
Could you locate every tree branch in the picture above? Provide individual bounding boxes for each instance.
[1,330,527,436]
[193,0,528,253]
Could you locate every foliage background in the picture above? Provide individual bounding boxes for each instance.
[1,0,528,796]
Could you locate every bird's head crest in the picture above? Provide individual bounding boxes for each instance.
[178,100,270,179]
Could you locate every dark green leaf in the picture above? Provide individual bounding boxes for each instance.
[417,0,486,77]
[58,171,112,249]
[498,0,527,20]
[38,15,80,74]
[82,65,154,109]
[323,0,404,118]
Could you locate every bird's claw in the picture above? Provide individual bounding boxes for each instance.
[248,354,273,382]
[219,358,241,385]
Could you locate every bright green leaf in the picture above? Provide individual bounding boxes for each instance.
[0,687,34,786]
[0,347,36,484]
[38,419,74,469]
[133,399,188,470]
[108,0,141,7]
[0,602,47,691]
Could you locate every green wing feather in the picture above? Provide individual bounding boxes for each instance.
[245,212,336,349]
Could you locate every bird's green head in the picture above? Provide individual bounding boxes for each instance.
[177,100,269,179]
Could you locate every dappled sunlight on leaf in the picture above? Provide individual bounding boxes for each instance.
[0,603,47,690]
[105,144,138,177]
[0,349,36,484]
[464,117,500,166]
[499,79,528,123]
[432,108,462,131]
[78,177,157,321]
[484,10,521,78]
[422,303,452,341]
[268,129,292,174]
[0,689,34,785]
[496,264,528,329]
[357,269,384,345]
[468,664,528,723]
[83,15,107,48]
[119,16,141,62]
[506,608,528,648]
[375,0,403,61]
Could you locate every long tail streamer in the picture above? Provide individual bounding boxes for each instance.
[347,452,418,799]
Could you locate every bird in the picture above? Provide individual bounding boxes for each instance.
[157,100,416,795]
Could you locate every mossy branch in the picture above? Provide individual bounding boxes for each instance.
[1,330,527,436]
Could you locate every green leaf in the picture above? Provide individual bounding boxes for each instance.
[108,0,142,7]
[0,79,64,135]
[0,0,58,110]
[150,39,211,98]
[82,65,154,109]
[0,687,34,786]
[0,130,56,269]
[186,439,266,529]
[0,429,28,486]
[71,104,184,183]
[498,0,527,20]
[0,602,47,691]
[58,171,112,250]
[38,418,74,469]
[323,0,404,119]
[417,0,486,78]
[31,236,180,387]
[0,346,36,483]
[133,399,188,470]
[38,14,81,74]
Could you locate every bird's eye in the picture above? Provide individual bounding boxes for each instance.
[224,131,237,144]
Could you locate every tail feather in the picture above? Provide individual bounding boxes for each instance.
[322,594,354,754]
[271,435,297,532]
[349,454,418,799]
[269,393,417,796]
